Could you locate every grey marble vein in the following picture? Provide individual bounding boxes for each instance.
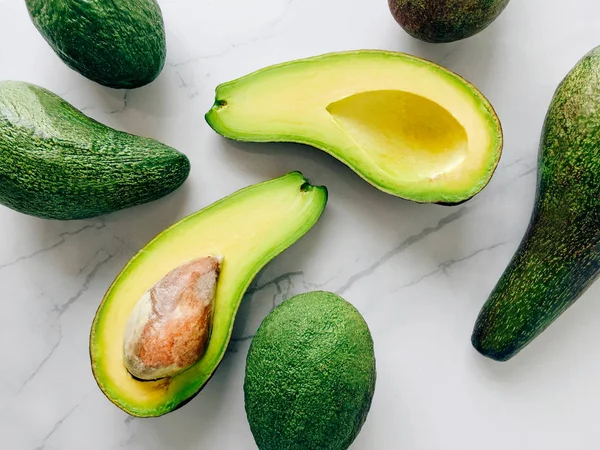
[176,71,190,88]
[231,334,255,342]
[254,270,307,309]
[0,223,102,271]
[110,233,140,256]
[504,156,528,169]
[518,166,537,178]
[33,404,79,450]
[393,241,509,292]
[266,0,295,28]
[54,251,115,318]
[271,277,283,310]
[439,46,461,66]
[108,90,130,114]
[119,433,136,448]
[168,26,285,70]
[18,327,62,394]
[246,268,337,299]
[335,207,469,295]
[167,50,233,68]
[246,270,304,297]
[229,271,305,344]
[55,89,71,98]
[502,157,536,181]
[175,71,200,98]
[123,415,135,425]
[229,32,280,50]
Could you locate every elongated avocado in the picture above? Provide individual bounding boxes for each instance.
[388,0,511,43]
[206,50,502,205]
[0,81,189,220]
[244,291,376,450]
[90,172,328,417]
[472,46,600,361]
[26,0,166,88]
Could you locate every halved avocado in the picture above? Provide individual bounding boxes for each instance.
[205,50,503,205]
[90,172,327,417]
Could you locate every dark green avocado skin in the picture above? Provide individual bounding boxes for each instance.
[244,291,376,450]
[26,0,166,89]
[0,81,190,220]
[472,47,600,361]
[388,0,510,43]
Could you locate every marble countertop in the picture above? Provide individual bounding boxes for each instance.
[2,0,600,449]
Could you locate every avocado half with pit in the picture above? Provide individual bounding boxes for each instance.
[206,50,503,205]
[90,172,327,417]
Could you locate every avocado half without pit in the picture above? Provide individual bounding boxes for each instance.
[205,50,503,205]
[90,172,327,417]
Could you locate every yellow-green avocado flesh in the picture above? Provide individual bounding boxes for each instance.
[206,50,503,205]
[90,172,327,417]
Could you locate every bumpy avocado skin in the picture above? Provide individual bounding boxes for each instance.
[26,0,166,88]
[244,291,376,450]
[0,81,190,220]
[472,47,600,361]
[388,0,510,43]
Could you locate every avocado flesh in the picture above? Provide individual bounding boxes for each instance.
[244,291,376,450]
[472,47,600,361]
[90,172,327,417]
[206,51,502,205]
[388,0,511,43]
[26,0,166,88]
[0,81,189,220]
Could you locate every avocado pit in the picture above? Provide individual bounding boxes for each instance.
[123,256,222,381]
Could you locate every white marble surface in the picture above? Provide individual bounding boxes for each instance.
[2,0,600,448]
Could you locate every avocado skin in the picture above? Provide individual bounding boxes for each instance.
[472,46,600,362]
[388,0,510,43]
[0,81,190,220]
[26,0,166,89]
[244,291,376,450]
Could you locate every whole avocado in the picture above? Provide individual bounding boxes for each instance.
[26,0,166,89]
[472,46,600,361]
[0,81,190,220]
[244,291,376,450]
[388,0,511,43]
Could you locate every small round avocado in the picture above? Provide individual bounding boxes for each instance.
[244,291,376,450]
[388,0,511,43]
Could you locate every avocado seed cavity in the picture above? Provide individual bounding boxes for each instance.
[123,256,223,380]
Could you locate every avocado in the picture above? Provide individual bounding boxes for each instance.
[90,172,328,417]
[472,46,600,362]
[244,291,376,450]
[388,0,511,43]
[0,81,189,220]
[26,0,166,88]
[206,50,503,205]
